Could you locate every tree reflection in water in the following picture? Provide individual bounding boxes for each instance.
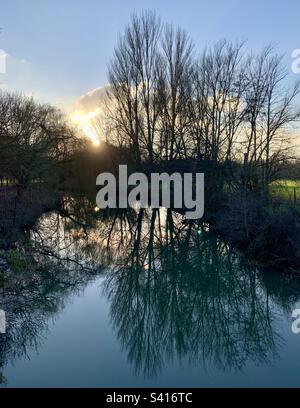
[102,207,300,377]
[1,195,300,381]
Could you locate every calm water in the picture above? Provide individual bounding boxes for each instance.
[1,195,300,387]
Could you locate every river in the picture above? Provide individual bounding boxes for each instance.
[0,195,300,387]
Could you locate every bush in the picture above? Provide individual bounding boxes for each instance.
[215,189,300,268]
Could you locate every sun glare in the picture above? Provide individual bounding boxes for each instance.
[70,110,100,146]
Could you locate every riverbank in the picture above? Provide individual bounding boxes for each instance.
[0,185,61,249]
[208,190,300,270]
[0,183,299,272]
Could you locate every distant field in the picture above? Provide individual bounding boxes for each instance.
[270,179,300,204]
[271,180,300,187]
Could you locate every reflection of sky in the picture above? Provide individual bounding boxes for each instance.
[31,205,184,269]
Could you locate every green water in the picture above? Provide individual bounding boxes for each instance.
[0,196,300,387]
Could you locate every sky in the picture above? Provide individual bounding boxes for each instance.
[0,0,300,142]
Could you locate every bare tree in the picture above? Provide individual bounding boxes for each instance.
[107,11,162,165]
[188,41,247,162]
[243,47,300,190]
[157,25,193,160]
[106,12,300,196]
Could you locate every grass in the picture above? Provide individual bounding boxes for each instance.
[270,179,300,188]
[270,179,300,204]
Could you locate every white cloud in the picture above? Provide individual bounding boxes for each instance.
[70,85,110,144]
[75,85,110,112]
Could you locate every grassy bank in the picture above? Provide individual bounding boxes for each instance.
[270,180,300,208]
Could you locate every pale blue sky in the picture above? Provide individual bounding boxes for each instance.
[0,0,299,111]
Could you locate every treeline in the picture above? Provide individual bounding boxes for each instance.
[0,12,299,267]
[107,11,300,191]
[0,92,78,187]
[105,11,300,268]
[0,91,135,192]
[0,92,83,240]
[64,141,136,193]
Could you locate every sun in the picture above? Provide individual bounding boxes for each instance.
[70,110,100,146]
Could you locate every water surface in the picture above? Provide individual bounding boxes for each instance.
[1,196,300,387]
